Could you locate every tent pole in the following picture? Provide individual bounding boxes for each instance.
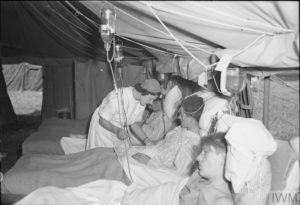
[263,76,270,129]
[71,59,76,120]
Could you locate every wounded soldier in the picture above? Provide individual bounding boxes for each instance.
[130,95,205,176]
[12,116,278,205]
[14,132,233,205]
[1,95,205,195]
[179,132,234,205]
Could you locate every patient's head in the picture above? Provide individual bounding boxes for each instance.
[197,132,227,180]
[148,99,163,112]
[178,95,204,128]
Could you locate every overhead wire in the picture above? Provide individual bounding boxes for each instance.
[105,1,213,55]
[232,33,267,57]
[65,1,181,58]
[146,2,208,69]
[142,1,276,36]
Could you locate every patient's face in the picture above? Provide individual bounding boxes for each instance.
[149,100,162,112]
[197,145,224,179]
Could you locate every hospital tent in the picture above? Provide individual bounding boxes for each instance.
[1,1,299,127]
[0,2,299,204]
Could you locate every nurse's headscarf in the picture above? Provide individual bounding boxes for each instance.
[134,78,161,96]
[224,119,277,193]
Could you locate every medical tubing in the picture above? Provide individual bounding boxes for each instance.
[119,75,134,181]
[119,71,132,145]
[119,71,134,182]
[161,100,166,139]
[106,50,134,182]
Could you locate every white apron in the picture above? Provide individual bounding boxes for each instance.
[86,87,145,149]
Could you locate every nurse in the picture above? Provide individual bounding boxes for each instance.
[86,78,161,149]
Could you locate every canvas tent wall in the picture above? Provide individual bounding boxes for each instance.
[0,1,154,122]
[1,1,299,126]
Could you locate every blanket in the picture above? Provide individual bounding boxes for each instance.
[1,148,129,195]
[115,142,184,186]
[15,178,189,205]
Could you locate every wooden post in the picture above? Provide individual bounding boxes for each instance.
[263,76,270,129]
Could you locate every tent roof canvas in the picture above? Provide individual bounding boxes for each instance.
[1,1,299,78]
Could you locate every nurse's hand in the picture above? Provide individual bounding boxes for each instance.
[117,129,129,140]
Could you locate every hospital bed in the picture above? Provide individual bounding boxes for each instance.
[22,117,90,155]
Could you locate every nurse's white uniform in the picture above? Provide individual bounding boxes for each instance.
[86,87,146,149]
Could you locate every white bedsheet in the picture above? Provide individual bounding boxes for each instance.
[16,176,188,205]
[16,142,188,205]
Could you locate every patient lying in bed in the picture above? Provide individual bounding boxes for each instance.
[13,117,278,205]
[1,95,205,195]
[14,132,233,205]
[179,132,234,205]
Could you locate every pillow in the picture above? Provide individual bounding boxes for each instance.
[193,90,230,135]
[163,85,182,119]
[215,113,246,133]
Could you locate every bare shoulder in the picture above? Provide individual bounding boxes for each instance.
[215,196,234,205]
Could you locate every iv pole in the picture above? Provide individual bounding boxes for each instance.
[100,8,133,182]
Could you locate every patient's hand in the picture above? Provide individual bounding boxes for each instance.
[132,153,151,165]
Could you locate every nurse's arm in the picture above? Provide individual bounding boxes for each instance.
[130,122,150,145]
[99,116,129,140]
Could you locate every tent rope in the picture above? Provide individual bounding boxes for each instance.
[105,1,213,55]
[65,1,182,58]
[232,33,267,57]
[143,2,275,36]
[146,2,209,71]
